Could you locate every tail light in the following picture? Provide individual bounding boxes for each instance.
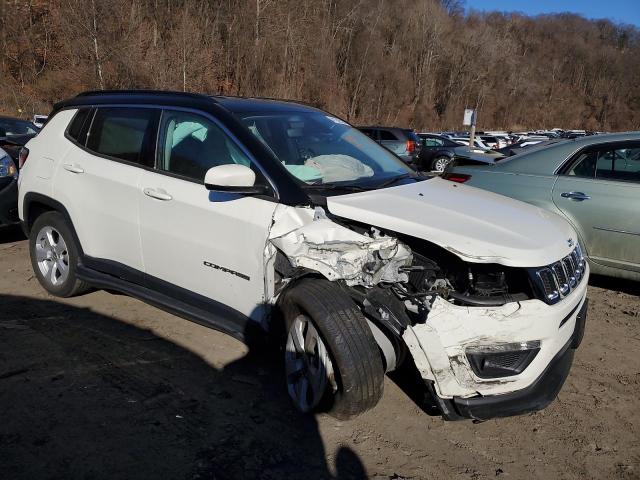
[406,140,416,154]
[18,147,29,168]
[443,173,471,183]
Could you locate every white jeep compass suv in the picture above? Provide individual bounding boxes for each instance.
[18,91,588,420]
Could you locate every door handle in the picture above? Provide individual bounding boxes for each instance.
[63,164,84,174]
[561,191,590,201]
[143,187,173,201]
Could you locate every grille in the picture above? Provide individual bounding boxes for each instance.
[488,351,528,369]
[533,245,585,305]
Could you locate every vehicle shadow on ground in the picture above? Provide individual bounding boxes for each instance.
[0,225,25,245]
[0,294,366,480]
[589,274,640,296]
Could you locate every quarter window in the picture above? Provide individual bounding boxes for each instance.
[86,108,158,166]
[567,150,598,178]
[158,111,253,181]
[67,108,93,145]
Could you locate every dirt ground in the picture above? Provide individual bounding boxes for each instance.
[0,227,638,480]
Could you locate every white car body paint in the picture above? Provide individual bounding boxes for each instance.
[18,102,589,417]
[138,168,278,321]
[326,177,576,267]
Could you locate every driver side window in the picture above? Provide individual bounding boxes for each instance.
[158,111,251,181]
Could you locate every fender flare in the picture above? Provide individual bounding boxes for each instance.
[22,192,84,256]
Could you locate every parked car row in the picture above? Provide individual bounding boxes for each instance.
[11,90,592,424]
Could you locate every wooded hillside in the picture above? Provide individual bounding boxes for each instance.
[1,0,639,131]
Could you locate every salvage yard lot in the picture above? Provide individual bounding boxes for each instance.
[0,231,638,480]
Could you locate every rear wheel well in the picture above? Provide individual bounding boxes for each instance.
[22,195,84,257]
[26,201,56,233]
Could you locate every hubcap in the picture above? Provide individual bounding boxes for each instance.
[434,157,450,173]
[34,226,70,287]
[285,314,336,412]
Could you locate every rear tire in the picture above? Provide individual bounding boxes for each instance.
[29,211,90,298]
[431,155,451,173]
[279,278,384,419]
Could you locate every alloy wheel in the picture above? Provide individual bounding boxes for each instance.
[433,157,451,173]
[285,314,336,412]
[34,226,70,287]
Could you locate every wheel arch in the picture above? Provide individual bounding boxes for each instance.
[274,275,404,373]
[22,193,84,256]
[435,149,454,158]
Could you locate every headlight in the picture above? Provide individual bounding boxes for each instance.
[0,154,18,179]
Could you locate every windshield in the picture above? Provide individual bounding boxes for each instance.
[0,118,39,137]
[238,111,414,186]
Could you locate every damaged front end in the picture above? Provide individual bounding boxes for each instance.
[266,205,589,421]
[268,205,412,288]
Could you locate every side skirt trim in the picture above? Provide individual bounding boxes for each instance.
[76,264,264,346]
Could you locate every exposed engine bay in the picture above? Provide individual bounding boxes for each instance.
[269,205,534,312]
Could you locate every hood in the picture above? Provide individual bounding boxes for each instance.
[326,177,575,268]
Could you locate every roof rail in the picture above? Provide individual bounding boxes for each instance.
[75,89,210,100]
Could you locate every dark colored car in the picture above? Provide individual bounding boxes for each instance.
[416,133,463,172]
[0,116,39,227]
[358,126,421,164]
[417,133,504,173]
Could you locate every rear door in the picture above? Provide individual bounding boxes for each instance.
[54,106,159,273]
[552,142,640,272]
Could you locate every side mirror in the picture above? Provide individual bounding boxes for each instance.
[204,164,268,195]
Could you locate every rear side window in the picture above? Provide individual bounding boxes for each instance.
[86,108,158,166]
[566,144,640,182]
[423,137,444,147]
[379,130,398,141]
[66,108,93,145]
[597,147,640,182]
[359,128,376,139]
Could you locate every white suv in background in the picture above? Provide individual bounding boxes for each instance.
[18,91,588,421]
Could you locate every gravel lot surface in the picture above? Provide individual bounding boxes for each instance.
[1,228,638,480]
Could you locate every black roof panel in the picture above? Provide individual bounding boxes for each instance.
[54,90,320,116]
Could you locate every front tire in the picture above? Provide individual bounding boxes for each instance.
[279,278,384,419]
[29,211,90,298]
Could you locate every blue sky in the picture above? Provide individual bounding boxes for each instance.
[466,1,640,26]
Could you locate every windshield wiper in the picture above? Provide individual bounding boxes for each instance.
[374,173,416,189]
[303,183,369,192]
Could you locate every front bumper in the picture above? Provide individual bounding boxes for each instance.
[442,299,587,420]
[0,177,19,227]
[402,264,589,420]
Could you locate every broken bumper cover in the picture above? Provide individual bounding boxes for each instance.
[443,298,587,420]
[403,264,589,420]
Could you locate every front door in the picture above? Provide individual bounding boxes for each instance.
[138,109,279,324]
